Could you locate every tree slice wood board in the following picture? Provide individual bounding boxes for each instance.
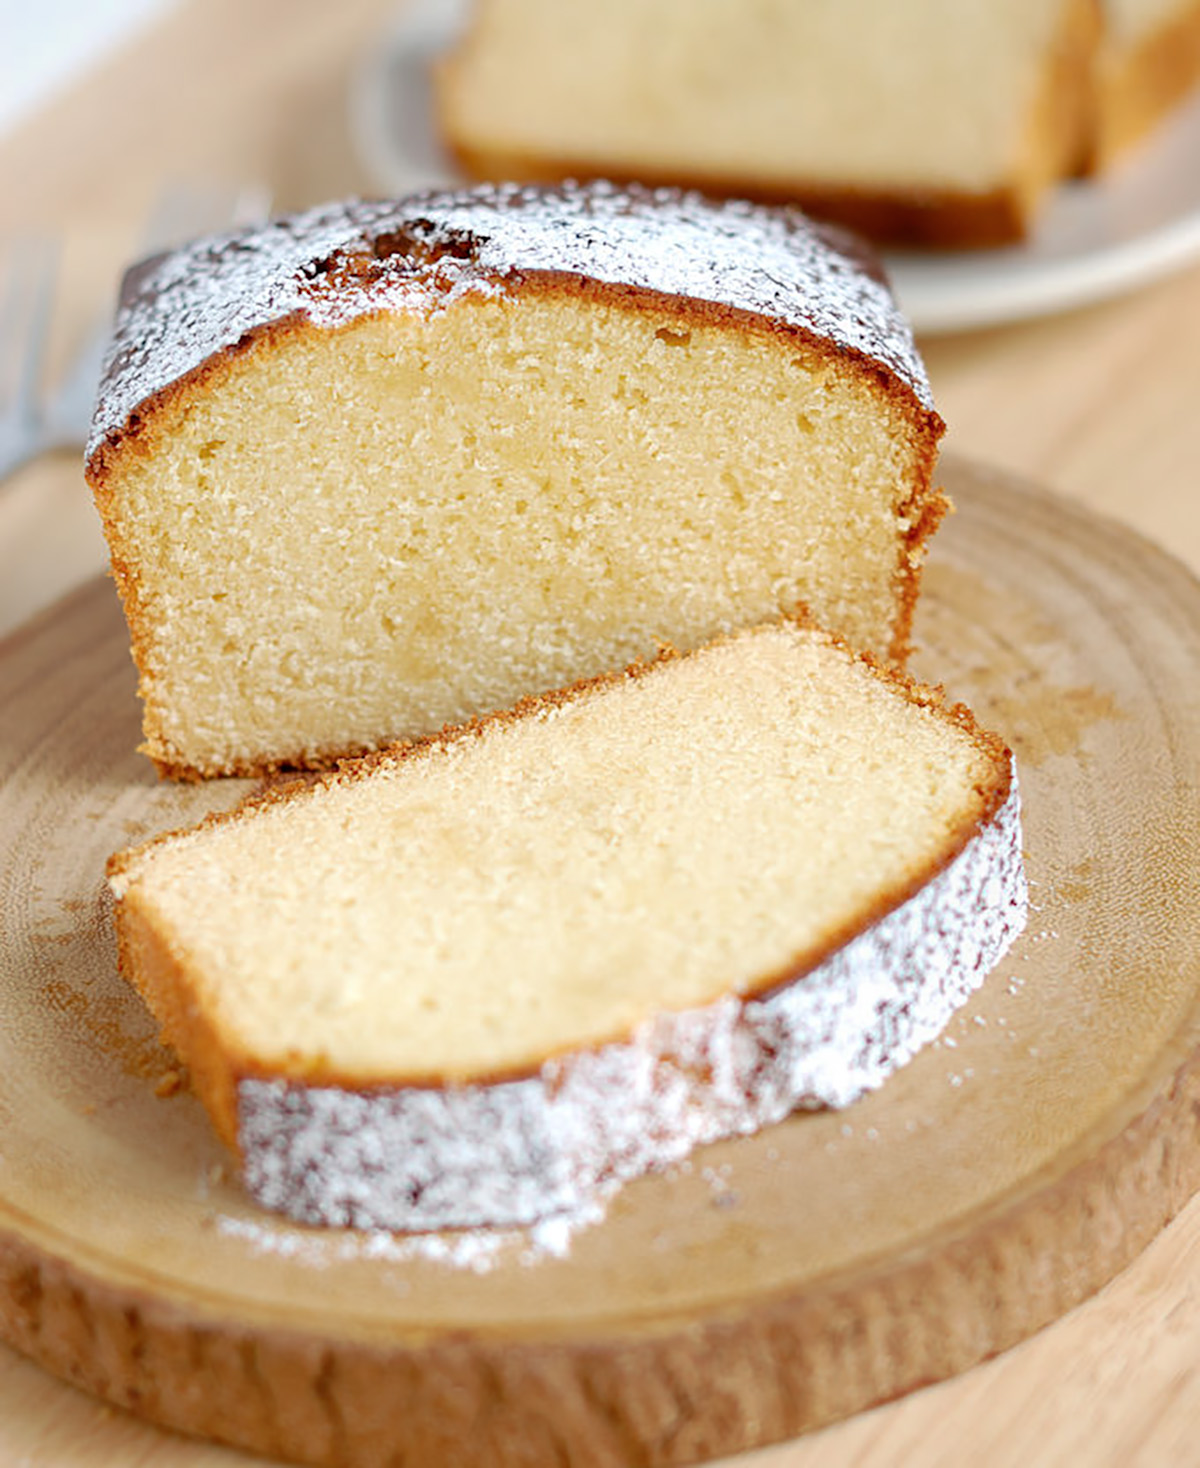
[2,454,1200,1468]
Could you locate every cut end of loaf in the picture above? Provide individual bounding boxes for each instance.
[85,183,943,780]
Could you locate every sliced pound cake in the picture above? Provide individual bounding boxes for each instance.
[437,1,1200,247]
[107,620,1027,1232]
[436,0,1099,248]
[86,181,944,779]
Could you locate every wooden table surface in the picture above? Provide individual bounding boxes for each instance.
[3,2,1200,1464]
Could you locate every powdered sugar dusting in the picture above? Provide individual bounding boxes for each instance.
[238,775,1027,1233]
[88,180,934,462]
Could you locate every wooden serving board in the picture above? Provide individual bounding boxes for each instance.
[2,455,1200,1468]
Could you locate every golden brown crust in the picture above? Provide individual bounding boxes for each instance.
[890,464,951,667]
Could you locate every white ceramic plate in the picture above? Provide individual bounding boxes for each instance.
[349,0,1200,334]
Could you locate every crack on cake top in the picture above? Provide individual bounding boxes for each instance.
[304,221,483,286]
[87,180,936,463]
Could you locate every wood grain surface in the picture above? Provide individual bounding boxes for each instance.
[4,3,1200,1465]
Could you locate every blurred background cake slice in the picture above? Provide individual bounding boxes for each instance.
[107,619,1027,1231]
[436,0,1100,248]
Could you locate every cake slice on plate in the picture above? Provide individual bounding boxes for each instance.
[107,619,1027,1233]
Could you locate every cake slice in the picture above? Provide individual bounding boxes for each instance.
[435,0,1099,247]
[107,620,1027,1233]
[86,181,944,779]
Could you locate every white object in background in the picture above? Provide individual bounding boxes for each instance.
[0,0,181,136]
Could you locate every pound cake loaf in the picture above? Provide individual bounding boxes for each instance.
[107,620,1028,1232]
[86,181,944,779]
[436,0,1099,248]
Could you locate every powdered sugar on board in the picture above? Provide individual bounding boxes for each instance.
[237,776,1027,1233]
[214,1190,612,1276]
[87,180,936,461]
